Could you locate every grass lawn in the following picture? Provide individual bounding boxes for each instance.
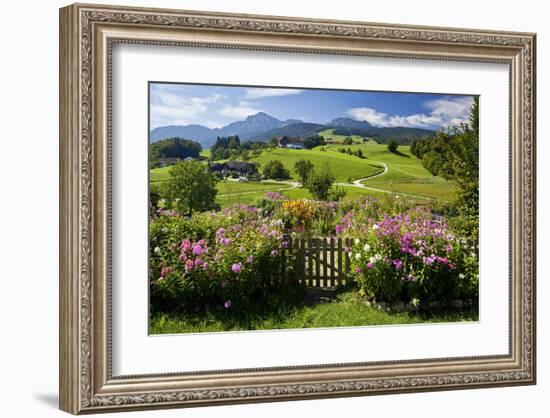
[248,147,384,182]
[150,140,455,205]
[318,128,365,144]
[150,291,478,334]
[323,143,455,200]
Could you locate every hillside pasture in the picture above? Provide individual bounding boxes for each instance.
[322,142,455,200]
[248,147,385,182]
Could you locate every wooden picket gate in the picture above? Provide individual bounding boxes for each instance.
[287,237,351,287]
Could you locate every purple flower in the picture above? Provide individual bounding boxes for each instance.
[271,249,279,256]
[224,300,232,309]
[231,263,242,274]
[247,255,254,264]
[335,224,343,234]
[192,244,203,255]
[203,262,209,271]
[194,258,203,266]
[221,238,232,246]
[355,267,363,274]
[366,262,374,270]
[216,228,226,238]
[392,259,403,270]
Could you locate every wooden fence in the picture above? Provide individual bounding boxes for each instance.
[287,237,351,287]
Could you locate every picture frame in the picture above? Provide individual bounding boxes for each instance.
[59,2,536,414]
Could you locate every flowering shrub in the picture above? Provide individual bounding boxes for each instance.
[280,199,315,233]
[345,212,478,305]
[150,204,295,313]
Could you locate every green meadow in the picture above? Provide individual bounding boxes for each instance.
[150,140,455,208]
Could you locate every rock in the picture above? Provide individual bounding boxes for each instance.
[391,301,405,313]
[450,299,464,310]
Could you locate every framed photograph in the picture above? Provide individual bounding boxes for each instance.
[59,3,536,414]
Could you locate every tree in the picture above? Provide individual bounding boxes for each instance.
[262,160,290,180]
[355,149,364,159]
[303,134,326,149]
[164,161,219,215]
[294,159,314,185]
[305,164,335,201]
[343,136,354,145]
[387,140,399,153]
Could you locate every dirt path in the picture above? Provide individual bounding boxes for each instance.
[335,160,433,201]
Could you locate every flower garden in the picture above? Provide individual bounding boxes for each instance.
[150,193,479,332]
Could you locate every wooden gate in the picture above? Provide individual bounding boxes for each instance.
[288,237,351,287]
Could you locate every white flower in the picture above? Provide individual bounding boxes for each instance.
[471,252,477,258]
[354,238,360,245]
[363,243,371,252]
[372,224,380,230]
[348,252,353,259]
[153,246,161,254]
[355,253,362,261]
[459,273,465,279]
[369,256,377,264]
[375,253,382,261]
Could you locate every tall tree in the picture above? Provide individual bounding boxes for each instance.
[164,161,219,215]
[305,163,335,201]
[294,159,314,185]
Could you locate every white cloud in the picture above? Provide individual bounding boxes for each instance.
[244,88,303,99]
[218,104,263,119]
[346,96,474,129]
[150,91,222,128]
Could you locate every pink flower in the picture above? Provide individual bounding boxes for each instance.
[232,263,242,274]
[180,239,191,252]
[366,262,374,269]
[221,238,232,246]
[335,224,343,234]
[247,255,254,264]
[194,258,203,266]
[198,239,206,246]
[203,262,209,271]
[192,244,203,255]
[185,259,195,271]
[355,267,363,274]
[271,249,278,256]
[392,259,403,270]
[179,253,187,262]
[224,300,232,309]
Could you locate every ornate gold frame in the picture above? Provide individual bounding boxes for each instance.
[59,3,536,414]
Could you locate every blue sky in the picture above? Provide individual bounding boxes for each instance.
[150,82,475,131]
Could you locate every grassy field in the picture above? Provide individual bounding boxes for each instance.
[322,142,455,200]
[317,128,365,144]
[150,291,478,334]
[248,147,384,182]
[150,140,455,205]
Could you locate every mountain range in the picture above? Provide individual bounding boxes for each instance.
[150,112,435,148]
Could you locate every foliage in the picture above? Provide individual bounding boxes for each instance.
[294,159,314,185]
[343,211,478,306]
[303,134,326,149]
[210,135,241,161]
[149,137,202,168]
[343,136,354,145]
[387,140,399,153]
[263,159,291,180]
[410,97,479,219]
[163,161,219,215]
[150,205,295,314]
[304,163,336,200]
